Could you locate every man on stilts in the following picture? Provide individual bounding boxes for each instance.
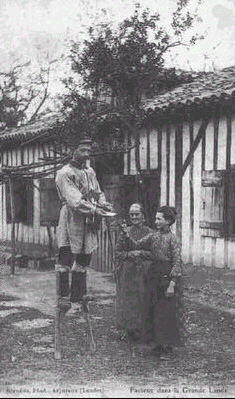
[55,136,115,315]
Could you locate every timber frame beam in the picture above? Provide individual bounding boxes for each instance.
[174,117,210,242]
[180,117,211,177]
[175,123,183,242]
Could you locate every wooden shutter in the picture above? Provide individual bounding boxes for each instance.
[6,178,33,224]
[25,179,34,225]
[200,170,225,237]
[40,178,60,226]
[6,179,23,223]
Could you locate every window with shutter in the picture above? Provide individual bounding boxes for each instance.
[200,170,226,237]
[6,178,34,225]
[40,178,60,226]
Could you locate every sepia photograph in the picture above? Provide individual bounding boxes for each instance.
[0,0,235,397]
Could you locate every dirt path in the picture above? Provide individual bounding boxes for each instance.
[1,264,235,398]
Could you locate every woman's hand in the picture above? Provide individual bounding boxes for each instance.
[120,222,130,237]
[165,280,175,297]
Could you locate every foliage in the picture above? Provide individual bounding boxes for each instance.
[61,1,204,165]
[64,0,202,138]
[70,1,201,101]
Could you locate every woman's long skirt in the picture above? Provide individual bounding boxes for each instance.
[142,262,185,347]
[116,258,154,333]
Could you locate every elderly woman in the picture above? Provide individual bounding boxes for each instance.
[115,203,154,342]
[121,205,184,358]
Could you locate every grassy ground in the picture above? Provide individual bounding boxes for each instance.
[1,263,235,398]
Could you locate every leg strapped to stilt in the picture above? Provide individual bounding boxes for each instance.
[55,264,71,313]
[56,265,70,297]
[70,270,87,302]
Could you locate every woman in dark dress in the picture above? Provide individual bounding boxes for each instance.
[115,203,154,341]
[121,205,184,358]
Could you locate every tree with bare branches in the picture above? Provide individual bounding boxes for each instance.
[0,43,60,130]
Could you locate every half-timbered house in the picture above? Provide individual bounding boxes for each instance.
[0,66,235,271]
[0,113,67,263]
[112,65,235,269]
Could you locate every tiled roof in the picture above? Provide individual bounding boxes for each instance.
[1,66,234,147]
[0,112,65,146]
[142,66,235,114]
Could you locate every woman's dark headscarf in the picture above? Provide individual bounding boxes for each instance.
[157,206,177,226]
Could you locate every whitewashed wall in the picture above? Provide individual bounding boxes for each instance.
[124,114,235,269]
[0,142,60,247]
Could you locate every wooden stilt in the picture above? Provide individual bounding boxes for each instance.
[81,300,96,352]
[54,261,96,356]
